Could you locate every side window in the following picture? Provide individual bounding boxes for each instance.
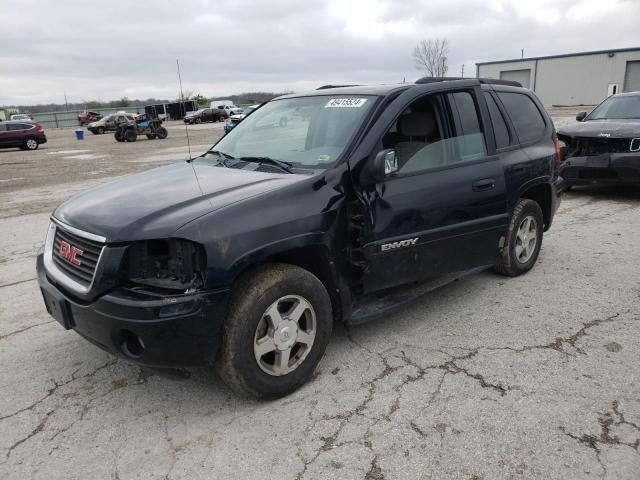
[450,92,482,135]
[7,123,25,131]
[484,92,510,149]
[497,92,546,144]
[383,91,487,175]
[447,91,487,162]
[0,124,6,132]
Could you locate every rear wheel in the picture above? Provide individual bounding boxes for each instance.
[494,198,544,277]
[155,127,168,139]
[218,264,332,398]
[24,137,39,150]
[124,129,137,142]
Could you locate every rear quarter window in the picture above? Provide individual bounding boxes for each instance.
[497,92,546,144]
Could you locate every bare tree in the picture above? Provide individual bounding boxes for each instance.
[413,38,449,77]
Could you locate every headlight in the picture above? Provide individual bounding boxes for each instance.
[123,239,206,293]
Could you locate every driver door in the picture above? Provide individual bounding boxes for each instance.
[359,86,508,293]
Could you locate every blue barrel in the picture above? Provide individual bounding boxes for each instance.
[75,128,84,140]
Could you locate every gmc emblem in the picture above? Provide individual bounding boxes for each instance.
[58,240,83,266]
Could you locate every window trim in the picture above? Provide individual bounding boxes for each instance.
[483,91,514,152]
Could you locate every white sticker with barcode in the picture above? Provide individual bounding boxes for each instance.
[325,98,367,108]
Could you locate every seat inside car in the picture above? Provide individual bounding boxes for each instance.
[394,105,445,172]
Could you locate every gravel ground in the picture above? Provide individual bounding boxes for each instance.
[0,112,638,480]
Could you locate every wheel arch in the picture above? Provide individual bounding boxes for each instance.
[519,181,552,230]
[228,242,345,323]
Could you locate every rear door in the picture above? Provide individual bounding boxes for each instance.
[359,85,509,293]
[104,115,116,129]
[6,123,26,147]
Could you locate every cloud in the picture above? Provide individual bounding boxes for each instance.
[0,0,638,105]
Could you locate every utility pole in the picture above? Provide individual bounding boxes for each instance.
[461,64,465,78]
[64,91,69,111]
[521,49,524,59]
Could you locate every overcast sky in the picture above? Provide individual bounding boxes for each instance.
[1,0,638,106]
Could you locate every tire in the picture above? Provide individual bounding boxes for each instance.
[195,118,201,124]
[155,127,168,139]
[494,198,544,277]
[146,134,156,139]
[218,263,333,398]
[96,126,105,135]
[124,129,137,142]
[114,131,125,142]
[23,137,39,150]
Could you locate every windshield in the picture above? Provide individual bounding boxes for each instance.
[588,95,640,120]
[212,95,375,169]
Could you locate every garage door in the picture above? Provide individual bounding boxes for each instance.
[623,61,640,92]
[500,69,531,89]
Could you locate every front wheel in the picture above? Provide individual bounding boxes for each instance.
[218,264,332,398]
[494,198,544,277]
[96,126,105,135]
[155,127,168,139]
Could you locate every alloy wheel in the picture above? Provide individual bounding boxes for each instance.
[253,295,316,376]
[515,215,538,263]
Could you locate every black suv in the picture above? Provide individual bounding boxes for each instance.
[37,78,563,398]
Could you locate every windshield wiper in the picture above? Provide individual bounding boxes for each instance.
[238,156,293,173]
[197,149,235,167]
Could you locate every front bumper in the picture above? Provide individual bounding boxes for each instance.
[36,252,230,367]
[560,153,640,185]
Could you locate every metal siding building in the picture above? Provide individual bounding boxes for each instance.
[476,47,640,106]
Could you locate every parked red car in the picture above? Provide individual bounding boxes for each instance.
[78,110,103,126]
[183,107,228,124]
[0,121,47,150]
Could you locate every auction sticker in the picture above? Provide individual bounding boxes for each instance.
[325,98,367,108]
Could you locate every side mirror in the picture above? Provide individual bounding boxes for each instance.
[575,111,587,122]
[369,149,398,183]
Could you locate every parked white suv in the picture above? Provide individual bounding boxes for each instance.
[210,100,242,115]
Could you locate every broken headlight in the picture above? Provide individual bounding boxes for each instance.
[123,238,206,293]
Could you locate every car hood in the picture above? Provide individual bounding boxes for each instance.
[558,119,640,139]
[54,161,305,242]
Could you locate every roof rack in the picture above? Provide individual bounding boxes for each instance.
[316,84,361,90]
[415,77,522,88]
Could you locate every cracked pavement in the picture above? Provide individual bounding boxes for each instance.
[1,125,639,479]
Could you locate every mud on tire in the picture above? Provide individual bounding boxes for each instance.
[217,263,332,398]
[494,198,544,277]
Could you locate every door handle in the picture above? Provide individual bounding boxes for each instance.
[472,178,496,192]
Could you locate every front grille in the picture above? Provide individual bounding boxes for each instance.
[52,226,104,286]
[571,137,631,156]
